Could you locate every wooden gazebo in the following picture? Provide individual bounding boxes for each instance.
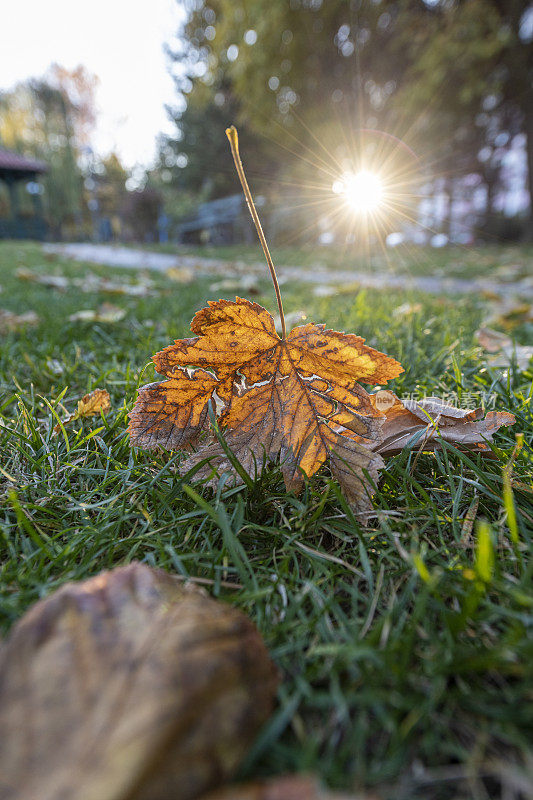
[0,149,48,240]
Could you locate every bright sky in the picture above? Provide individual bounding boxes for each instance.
[0,0,184,167]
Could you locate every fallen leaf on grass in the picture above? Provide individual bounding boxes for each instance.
[0,562,277,800]
[486,346,533,371]
[476,326,513,353]
[209,275,259,295]
[0,309,39,332]
[166,266,194,283]
[494,263,524,281]
[392,302,423,318]
[129,297,403,518]
[483,300,533,331]
[55,388,111,431]
[480,289,502,302]
[16,266,70,290]
[68,302,126,323]
[477,327,533,370]
[312,285,337,297]
[365,391,515,456]
[17,266,156,297]
[74,275,156,297]
[100,280,153,297]
[201,775,373,800]
[312,282,362,298]
[46,358,64,375]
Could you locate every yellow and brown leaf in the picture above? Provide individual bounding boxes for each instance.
[128,369,220,450]
[55,388,111,432]
[129,297,403,515]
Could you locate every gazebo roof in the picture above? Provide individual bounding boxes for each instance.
[0,149,48,175]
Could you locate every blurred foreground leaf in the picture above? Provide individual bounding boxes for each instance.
[200,775,374,800]
[0,562,277,800]
[0,308,39,332]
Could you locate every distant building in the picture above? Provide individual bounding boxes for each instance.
[0,149,48,240]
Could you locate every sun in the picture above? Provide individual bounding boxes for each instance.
[332,170,384,214]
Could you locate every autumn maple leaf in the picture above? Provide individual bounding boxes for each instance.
[129,296,403,515]
[129,126,404,518]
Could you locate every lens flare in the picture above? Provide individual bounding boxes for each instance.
[333,170,384,214]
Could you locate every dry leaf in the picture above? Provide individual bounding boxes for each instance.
[364,392,515,456]
[0,562,277,800]
[486,346,533,372]
[200,775,374,800]
[16,266,70,290]
[46,358,64,375]
[73,275,155,297]
[476,326,513,353]
[494,263,524,281]
[486,300,532,331]
[0,309,39,332]
[76,388,111,419]
[55,388,111,431]
[96,281,152,297]
[209,276,259,294]
[166,266,194,283]
[16,267,155,297]
[129,297,403,517]
[477,327,533,371]
[313,285,337,297]
[68,303,126,323]
[311,281,361,298]
[392,302,423,318]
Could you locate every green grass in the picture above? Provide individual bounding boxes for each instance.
[1,240,532,799]
[148,239,533,281]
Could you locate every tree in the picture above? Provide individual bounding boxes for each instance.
[169,0,532,242]
[165,0,421,243]
[173,0,413,143]
[394,0,533,238]
[161,84,270,200]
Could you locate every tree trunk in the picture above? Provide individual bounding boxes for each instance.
[481,162,498,239]
[442,177,454,239]
[523,103,533,242]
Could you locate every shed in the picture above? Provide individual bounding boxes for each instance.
[0,149,48,240]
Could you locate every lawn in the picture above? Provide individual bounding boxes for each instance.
[1,240,532,799]
[150,239,533,281]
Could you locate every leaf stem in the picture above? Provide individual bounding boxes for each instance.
[226,125,286,339]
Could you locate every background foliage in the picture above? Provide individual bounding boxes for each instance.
[162,0,533,240]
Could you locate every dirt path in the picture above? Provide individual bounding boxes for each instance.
[43,242,533,299]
